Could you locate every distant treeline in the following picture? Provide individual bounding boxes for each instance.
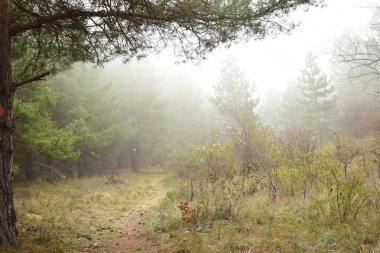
[13,62,212,181]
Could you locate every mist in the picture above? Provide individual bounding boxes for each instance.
[2,0,380,252]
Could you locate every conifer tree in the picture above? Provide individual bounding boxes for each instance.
[297,53,336,136]
[211,59,258,133]
[211,59,259,176]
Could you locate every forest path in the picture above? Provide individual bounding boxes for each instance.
[77,172,167,253]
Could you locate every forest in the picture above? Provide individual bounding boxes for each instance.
[0,0,380,252]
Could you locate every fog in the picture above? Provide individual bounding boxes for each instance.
[67,0,378,101]
[4,0,380,251]
[142,0,377,98]
[12,0,379,178]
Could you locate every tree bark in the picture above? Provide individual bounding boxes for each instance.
[0,0,19,246]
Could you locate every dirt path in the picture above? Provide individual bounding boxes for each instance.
[77,177,167,253]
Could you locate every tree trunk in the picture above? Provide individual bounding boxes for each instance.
[47,156,56,183]
[0,0,19,246]
[25,152,35,180]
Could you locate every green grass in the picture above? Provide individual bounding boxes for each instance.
[142,185,380,253]
[4,170,167,253]
[4,170,380,253]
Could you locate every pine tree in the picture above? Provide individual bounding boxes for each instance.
[277,82,304,128]
[297,53,336,136]
[211,59,259,134]
[211,59,259,175]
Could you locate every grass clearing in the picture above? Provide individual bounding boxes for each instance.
[3,170,167,253]
[142,182,380,253]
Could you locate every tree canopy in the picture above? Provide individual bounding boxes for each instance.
[11,0,322,80]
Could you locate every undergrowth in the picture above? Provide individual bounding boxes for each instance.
[143,187,380,252]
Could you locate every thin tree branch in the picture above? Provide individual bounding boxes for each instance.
[9,9,148,36]
[13,71,51,89]
[8,0,311,37]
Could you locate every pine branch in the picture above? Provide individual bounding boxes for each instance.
[10,9,151,36]
[13,71,51,89]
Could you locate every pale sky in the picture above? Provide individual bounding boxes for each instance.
[147,0,377,98]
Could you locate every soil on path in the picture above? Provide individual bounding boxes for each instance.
[77,178,167,253]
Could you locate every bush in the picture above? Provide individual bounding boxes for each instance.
[174,140,245,221]
[314,153,371,223]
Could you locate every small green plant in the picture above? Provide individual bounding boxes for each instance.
[315,152,371,223]
[175,139,245,221]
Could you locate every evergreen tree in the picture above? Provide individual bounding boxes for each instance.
[211,59,259,174]
[297,53,336,137]
[14,83,79,180]
[49,67,123,176]
[277,82,304,128]
[51,63,167,173]
[211,59,259,134]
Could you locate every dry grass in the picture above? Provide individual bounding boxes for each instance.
[142,188,380,253]
[3,170,167,253]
